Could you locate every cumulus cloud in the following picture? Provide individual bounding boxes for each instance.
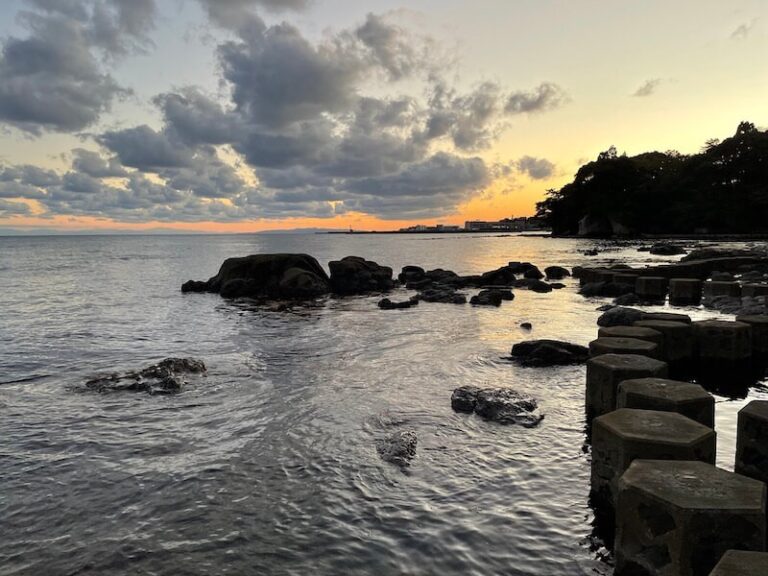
[0,0,156,134]
[505,82,568,114]
[516,156,555,180]
[632,78,662,97]
[0,6,569,223]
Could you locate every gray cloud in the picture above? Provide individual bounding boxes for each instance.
[71,148,127,177]
[0,0,158,134]
[731,21,755,40]
[516,156,555,180]
[198,0,308,31]
[0,199,31,215]
[632,78,662,97]
[505,82,568,114]
[98,125,195,170]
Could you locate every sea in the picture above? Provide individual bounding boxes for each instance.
[1,233,766,576]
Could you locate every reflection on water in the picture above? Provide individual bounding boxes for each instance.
[0,233,765,575]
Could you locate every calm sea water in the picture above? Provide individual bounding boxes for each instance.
[1,233,765,576]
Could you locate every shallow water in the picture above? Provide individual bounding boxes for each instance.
[0,233,766,575]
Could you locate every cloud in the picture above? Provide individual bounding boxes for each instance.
[505,82,569,114]
[730,20,757,40]
[632,78,662,97]
[0,0,158,134]
[516,156,555,180]
[197,0,308,33]
[71,148,127,177]
[0,199,31,215]
[98,125,195,170]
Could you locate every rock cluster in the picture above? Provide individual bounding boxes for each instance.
[451,386,543,427]
[85,358,206,395]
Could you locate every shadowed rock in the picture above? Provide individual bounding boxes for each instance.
[451,385,480,412]
[378,297,418,310]
[329,256,394,294]
[597,306,645,327]
[451,386,542,426]
[85,358,206,395]
[545,266,571,280]
[470,289,514,306]
[182,253,330,299]
[510,339,589,366]
[377,430,417,467]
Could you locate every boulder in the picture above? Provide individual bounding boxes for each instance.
[517,279,554,293]
[544,266,571,280]
[397,265,425,284]
[479,265,517,286]
[510,339,589,366]
[597,307,645,327]
[474,388,542,427]
[182,253,330,299]
[85,358,206,395]
[329,256,394,294]
[470,289,514,306]
[378,297,418,310]
[376,430,417,467]
[649,243,687,256]
[520,322,533,330]
[417,284,467,304]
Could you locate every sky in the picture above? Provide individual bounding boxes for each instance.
[0,0,765,233]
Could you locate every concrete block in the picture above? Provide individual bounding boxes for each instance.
[617,377,714,428]
[643,312,693,324]
[709,550,768,575]
[616,460,767,576]
[598,326,664,350]
[736,401,768,486]
[596,270,616,284]
[589,337,659,359]
[735,315,768,365]
[592,409,716,534]
[614,273,640,286]
[742,283,768,298]
[669,278,703,306]
[586,354,668,421]
[704,281,742,299]
[693,320,753,386]
[635,320,695,378]
[636,276,669,301]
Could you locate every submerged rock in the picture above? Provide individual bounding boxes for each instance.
[378,297,418,310]
[416,284,467,304]
[649,243,686,256]
[85,357,206,395]
[470,289,514,307]
[182,253,330,299]
[329,256,394,294]
[545,266,571,280]
[451,386,543,427]
[376,430,417,467]
[510,340,589,366]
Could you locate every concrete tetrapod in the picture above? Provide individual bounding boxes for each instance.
[708,550,768,575]
[616,460,767,576]
[586,354,668,422]
[617,378,714,428]
[591,409,716,544]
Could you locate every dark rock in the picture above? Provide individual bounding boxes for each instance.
[597,306,645,327]
[514,278,553,293]
[397,265,425,284]
[710,271,734,281]
[549,283,566,290]
[510,339,589,366]
[182,253,330,299]
[451,385,480,412]
[425,268,459,283]
[479,265,517,286]
[520,322,533,330]
[613,293,641,306]
[474,388,543,427]
[329,256,394,294]
[583,249,600,256]
[378,298,418,310]
[523,266,544,280]
[417,284,467,304]
[682,247,765,262]
[376,430,417,467]
[470,289,514,306]
[649,243,687,256]
[85,357,206,395]
[405,278,433,290]
[545,266,571,280]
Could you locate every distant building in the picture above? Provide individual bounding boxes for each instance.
[399,223,461,233]
[464,217,546,232]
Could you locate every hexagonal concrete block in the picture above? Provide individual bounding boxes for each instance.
[614,273,640,286]
[617,378,714,428]
[709,550,768,575]
[635,320,695,378]
[736,401,768,486]
[736,315,768,366]
[586,354,668,421]
[598,326,664,350]
[616,460,767,576]
[694,320,753,385]
[643,312,693,324]
[637,276,668,301]
[589,337,659,359]
[591,409,716,532]
[704,281,742,299]
[742,283,768,298]
[669,278,703,306]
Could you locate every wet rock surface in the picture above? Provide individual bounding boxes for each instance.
[376,430,417,467]
[597,307,646,327]
[329,256,394,294]
[378,297,419,310]
[85,358,207,395]
[510,340,590,366]
[470,289,514,307]
[451,386,543,427]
